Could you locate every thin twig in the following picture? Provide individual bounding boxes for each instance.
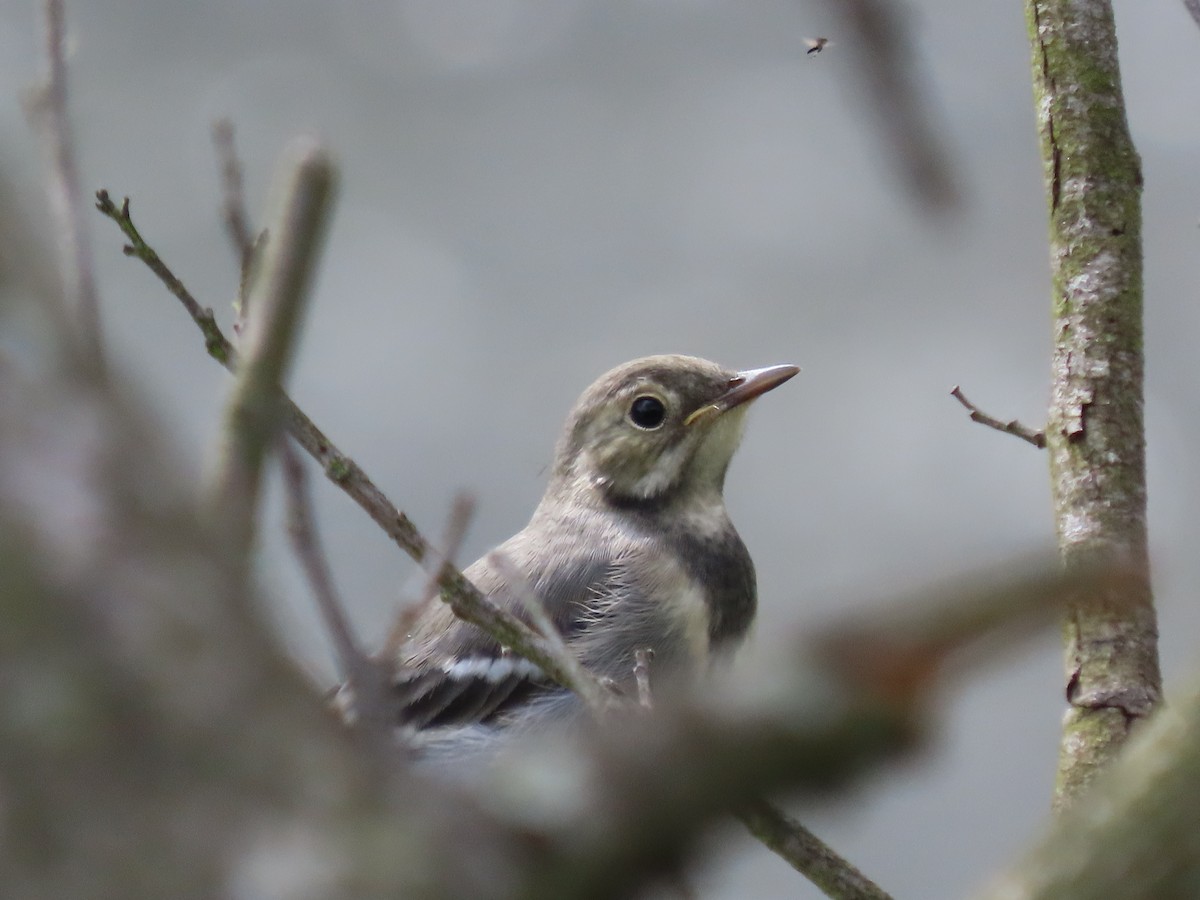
[96,191,233,364]
[950,385,1046,448]
[97,187,434,556]
[280,437,396,740]
[211,119,255,271]
[633,649,654,710]
[26,0,105,372]
[738,801,894,900]
[210,119,262,330]
[280,439,356,665]
[94,188,437,559]
[381,492,476,661]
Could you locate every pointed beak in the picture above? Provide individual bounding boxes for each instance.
[684,363,800,426]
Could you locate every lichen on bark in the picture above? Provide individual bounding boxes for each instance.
[1025,0,1161,810]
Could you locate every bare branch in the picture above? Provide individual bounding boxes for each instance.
[95,192,444,569]
[731,559,1120,900]
[478,553,898,900]
[96,191,234,364]
[738,801,894,900]
[381,492,476,661]
[500,560,1090,897]
[950,385,1046,448]
[206,139,336,560]
[25,0,105,372]
[103,189,444,552]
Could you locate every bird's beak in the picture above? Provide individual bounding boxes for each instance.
[684,364,800,426]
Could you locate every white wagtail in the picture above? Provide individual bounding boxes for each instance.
[389,354,798,758]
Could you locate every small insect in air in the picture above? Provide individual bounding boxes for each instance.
[805,37,830,55]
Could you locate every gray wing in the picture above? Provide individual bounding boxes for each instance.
[390,515,623,731]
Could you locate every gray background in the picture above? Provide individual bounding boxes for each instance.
[2,1,1198,897]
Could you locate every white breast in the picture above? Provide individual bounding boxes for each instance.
[664,579,713,665]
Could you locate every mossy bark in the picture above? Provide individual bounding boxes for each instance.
[1025,0,1161,811]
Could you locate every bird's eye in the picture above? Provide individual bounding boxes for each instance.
[628,395,667,430]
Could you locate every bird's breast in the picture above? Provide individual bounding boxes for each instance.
[655,507,757,649]
[659,576,717,666]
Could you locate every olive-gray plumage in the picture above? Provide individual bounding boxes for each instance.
[391,354,797,751]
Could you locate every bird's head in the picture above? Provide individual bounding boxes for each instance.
[549,355,798,507]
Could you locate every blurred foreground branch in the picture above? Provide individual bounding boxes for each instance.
[1183,0,1200,29]
[206,139,334,566]
[975,674,1200,899]
[23,0,105,371]
[738,801,892,900]
[817,0,959,212]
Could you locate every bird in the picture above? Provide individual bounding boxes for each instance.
[805,37,830,55]
[389,354,799,759]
